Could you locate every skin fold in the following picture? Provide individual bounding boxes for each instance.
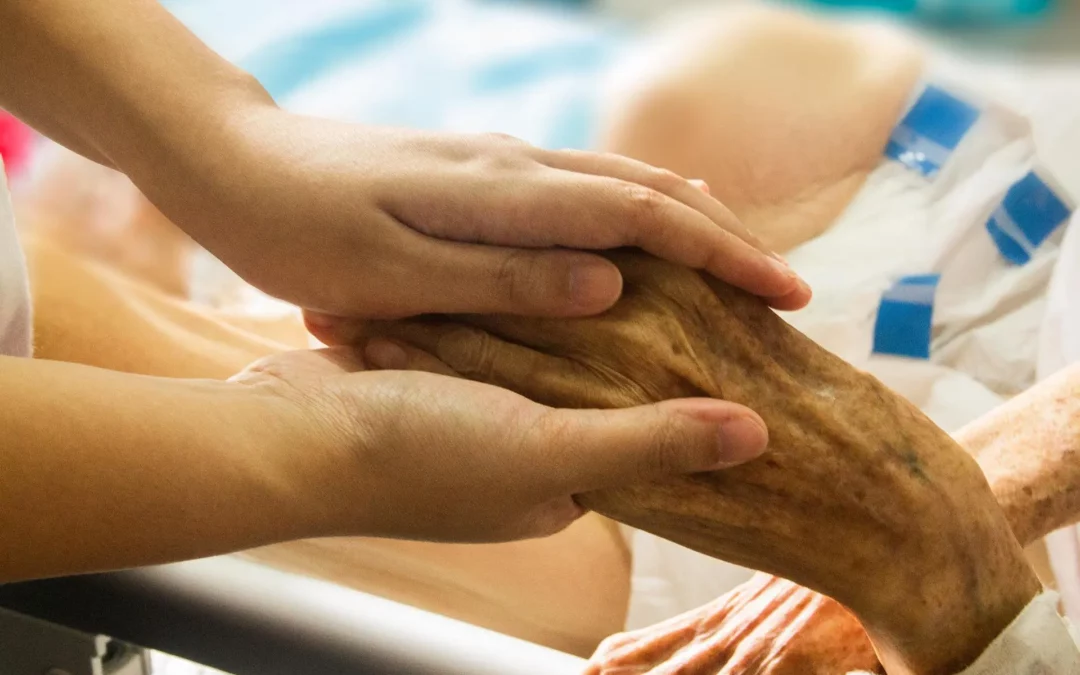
[347,251,1041,675]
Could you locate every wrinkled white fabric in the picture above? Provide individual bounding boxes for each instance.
[787,52,1071,411]
[847,593,1079,675]
[1040,210,1080,625]
[0,158,32,359]
[953,592,1080,675]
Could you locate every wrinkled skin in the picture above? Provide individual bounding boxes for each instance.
[343,251,1040,675]
[582,332,1080,675]
[585,574,879,675]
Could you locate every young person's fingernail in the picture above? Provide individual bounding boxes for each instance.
[714,417,769,468]
[569,260,623,311]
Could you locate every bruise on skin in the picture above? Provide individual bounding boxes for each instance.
[903,451,929,483]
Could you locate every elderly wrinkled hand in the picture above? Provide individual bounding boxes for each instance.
[315,250,1038,675]
[585,573,879,675]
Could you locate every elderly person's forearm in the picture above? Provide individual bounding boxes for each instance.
[958,363,1080,548]
[343,251,1041,675]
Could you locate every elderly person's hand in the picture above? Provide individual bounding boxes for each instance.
[585,573,878,675]
[329,250,1039,675]
[585,359,1080,675]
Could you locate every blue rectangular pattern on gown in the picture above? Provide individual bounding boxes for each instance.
[885,85,980,178]
[872,274,942,359]
[986,171,1073,265]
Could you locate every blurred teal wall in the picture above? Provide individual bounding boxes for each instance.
[803,0,1054,24]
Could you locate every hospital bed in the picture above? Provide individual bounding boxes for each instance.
[0,556,588,674]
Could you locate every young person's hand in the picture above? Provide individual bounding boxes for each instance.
[1,0,808,323]
[231,347,769,543]
[160,119,809,320]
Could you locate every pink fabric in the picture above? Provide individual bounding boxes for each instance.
[0,157,31,358]
[0,111,33,179]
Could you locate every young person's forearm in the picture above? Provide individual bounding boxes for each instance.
[0,0,270,173]
[0,356,329,582]
[956,364,1080,547]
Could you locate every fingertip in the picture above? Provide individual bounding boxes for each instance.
[667,399,769,469]
[767,279,813,311]
[731,257,810,309]
[563,254,624,315]
[303,310,341,328]
[475,248,625,318]
[715,417,769,468]
[696,232,808,305]
[303,312,343,345]
[363,336,462,377]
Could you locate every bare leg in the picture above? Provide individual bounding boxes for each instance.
[599,5,925,253]
[25,234,302,378]
[24,234,631,656]
[16,150,196,298]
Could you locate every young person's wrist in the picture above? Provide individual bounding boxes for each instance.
[214,375,363,543]
[112,67,277,197]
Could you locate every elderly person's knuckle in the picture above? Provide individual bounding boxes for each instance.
[439,327,496,377]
